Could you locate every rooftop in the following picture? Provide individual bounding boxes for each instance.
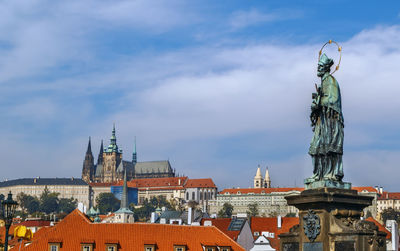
[0,178,88,187]
[13,209,245,251]
[185,178,216,188]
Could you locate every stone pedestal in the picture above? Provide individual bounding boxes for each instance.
[279,188,387,251]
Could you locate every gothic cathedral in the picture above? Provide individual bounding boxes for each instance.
[82,125,175,183]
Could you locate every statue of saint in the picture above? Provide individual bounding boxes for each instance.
[308,53,344,182]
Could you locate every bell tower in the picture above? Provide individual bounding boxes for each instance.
[253,165,263,188]
[102,124,122,183]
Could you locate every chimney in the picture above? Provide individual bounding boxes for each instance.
[375,186,379,193]
[379,186,383,194]
[188,207,193,225]
[178,179,181,185]
[277,215,282,229]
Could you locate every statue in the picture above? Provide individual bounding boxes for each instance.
[307,43,344,184]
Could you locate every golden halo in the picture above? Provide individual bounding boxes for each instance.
[318,40,342,74]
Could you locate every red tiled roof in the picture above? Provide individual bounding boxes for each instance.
[365,217,391,239]
[250,217,299,251]
[219,187,304,195]
[352,187,377,193]
[13,209,244,251]
[200,218,240,240]
[125,177,188,188]
[185,179,216,188]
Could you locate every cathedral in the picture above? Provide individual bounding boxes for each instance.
[82,125,175,183]
[253,165,271,188]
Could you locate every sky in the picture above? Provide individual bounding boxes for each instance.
[0,0,400,191]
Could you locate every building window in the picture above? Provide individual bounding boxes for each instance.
[81,244,93,251]
[192,192,195,200]
[220,247,231,251]
[205,247,216,251]
[144,244,156,251]
[200,192,203,200]
[186,192,189,200]
[174,245,186,251]
[107,246,117,251]
[49,245,59,251]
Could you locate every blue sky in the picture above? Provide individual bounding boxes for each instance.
[1,1,400,191]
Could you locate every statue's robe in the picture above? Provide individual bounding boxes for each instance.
[309,72,344,181]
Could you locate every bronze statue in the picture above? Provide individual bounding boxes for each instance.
[307,50,344,183]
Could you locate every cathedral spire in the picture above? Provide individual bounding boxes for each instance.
[264,167,271,188]
[254,165,263,188]
[120,169,128,210]
[86,137,92,154]
[97,140,104,164]
[106,124,119,153]
[132,136,137,165]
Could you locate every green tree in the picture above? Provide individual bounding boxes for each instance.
[247,203,259,217]
[17,193,40,214]
[39,187,60,214]
[96,193,120,214]
[285,212,296,217]
[217,203,233,218]
[58,198,77,214]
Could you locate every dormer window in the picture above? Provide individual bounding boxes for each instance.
[106,244,118,251]
[81,244,93,251]
[144,244,156,251]
[174,245,186,251]
[220,247,231,251]
[49,243,61,251]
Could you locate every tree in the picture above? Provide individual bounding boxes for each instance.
[39,187,60,214]
[247,203,259,217]
[96,193,120,214]
[58,198,77,214]
[17,193,40,214]
[285,212,297,217]
[217,203,233,218]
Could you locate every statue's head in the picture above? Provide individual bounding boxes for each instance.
[317,53,334,77]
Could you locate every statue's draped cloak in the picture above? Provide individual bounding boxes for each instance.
[309,73,344,180]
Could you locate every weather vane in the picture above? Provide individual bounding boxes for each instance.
[318,40,342,74]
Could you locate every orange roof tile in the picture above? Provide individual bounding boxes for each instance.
[250,217,299,251]
[185,179,216,188]
[352,187,378,193]
[125,177,188,188]
[13,209,244,251]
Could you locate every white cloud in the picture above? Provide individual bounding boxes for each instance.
[0,4,399,191]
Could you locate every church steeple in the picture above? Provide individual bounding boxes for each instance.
[132,136,137,165]
[82,137,95,183]
[120,169,128,210]
[264,167,271,188]
[106,124,119,153]
[97,140,104,165]
[113,169,134,223]
[254,165,263,188]
[86,137,92,154]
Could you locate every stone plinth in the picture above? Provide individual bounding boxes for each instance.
[280,188,387,251]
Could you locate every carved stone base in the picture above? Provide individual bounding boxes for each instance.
[304,179,352,190]
[280,188,387,251]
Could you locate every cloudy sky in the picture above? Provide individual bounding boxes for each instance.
[1,1,400,191]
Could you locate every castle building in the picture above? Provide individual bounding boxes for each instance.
[82,125,175,183]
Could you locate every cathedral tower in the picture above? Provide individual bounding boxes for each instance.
[82,137,95,183]
[264,167,271,188]
[102,124,123,183]
[254,165,263,188]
